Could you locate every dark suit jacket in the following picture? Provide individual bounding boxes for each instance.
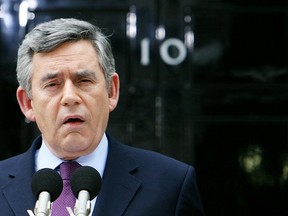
[0,134,204,216]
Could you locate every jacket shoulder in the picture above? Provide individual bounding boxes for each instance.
[108,134,194,176]
[0,153,27,180]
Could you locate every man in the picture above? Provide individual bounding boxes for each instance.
[0,18,204,215]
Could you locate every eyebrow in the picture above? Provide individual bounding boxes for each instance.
[75,70,98,80]
[40,70,97,83]
[40,72,60,83]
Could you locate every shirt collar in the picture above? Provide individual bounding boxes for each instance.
[35,133,108,177]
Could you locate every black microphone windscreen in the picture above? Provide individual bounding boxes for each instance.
[31,168,63,202]
[71,166,102,200]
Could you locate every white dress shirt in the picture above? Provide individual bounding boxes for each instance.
[35,133,108,215]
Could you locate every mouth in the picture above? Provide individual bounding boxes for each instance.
[63,116,85,124]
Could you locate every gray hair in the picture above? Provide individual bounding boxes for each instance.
[16,18,116,98]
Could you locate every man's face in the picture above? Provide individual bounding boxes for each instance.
[17,40,119,160]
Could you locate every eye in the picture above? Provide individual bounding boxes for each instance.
[43,80,61,89]
[80,79,92,82]
[78,78,95,85]
[45,82,58,88]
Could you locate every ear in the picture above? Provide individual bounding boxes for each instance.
[108,73,120,112]
[16,86,36,122]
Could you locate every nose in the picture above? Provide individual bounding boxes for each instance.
[60,81,82,106]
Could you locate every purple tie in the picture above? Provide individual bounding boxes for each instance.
[52,161,81,216]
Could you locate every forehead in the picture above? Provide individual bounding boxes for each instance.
[32,40,101,75]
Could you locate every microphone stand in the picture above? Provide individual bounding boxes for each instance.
[27,193,91,216]
[27,191,51,216]
[27,206,76,216]
[74,191,92,216]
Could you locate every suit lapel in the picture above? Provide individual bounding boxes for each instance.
[2,137,41,215]
[3,169,35,215]
[93,136,141,216]
[1,135,141,216]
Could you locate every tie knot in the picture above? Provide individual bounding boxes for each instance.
[59,161,81,180]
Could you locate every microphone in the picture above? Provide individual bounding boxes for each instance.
[30,168,63,216]
[71,166,102,216]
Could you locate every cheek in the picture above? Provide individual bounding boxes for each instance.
[91,101,109,125]
[31,98,56,123]
[31,100,44,116]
